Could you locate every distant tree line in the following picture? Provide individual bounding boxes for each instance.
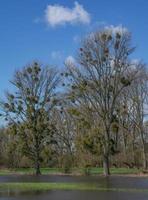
[0,27,148,176]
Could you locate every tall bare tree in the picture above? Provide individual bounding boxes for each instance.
[66,28,139,175]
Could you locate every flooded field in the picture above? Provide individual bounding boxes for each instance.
[1,175,148,200]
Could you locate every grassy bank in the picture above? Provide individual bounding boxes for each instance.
[0,182,148,193]
[0,167,142,176]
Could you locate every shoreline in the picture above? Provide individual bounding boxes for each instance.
[0,167,148,177]
[0,172,148,177]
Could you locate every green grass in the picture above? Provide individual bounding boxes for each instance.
[0,167,141,176]
[0,168,62,175]
[109,168,141,174]
[70,167,142,175]
[0,182,147,193]
[87,167,140,175]
[13,167,63,174]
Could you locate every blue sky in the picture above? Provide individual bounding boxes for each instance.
[0,0,148,96]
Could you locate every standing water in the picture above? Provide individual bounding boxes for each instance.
[1,175,148,200]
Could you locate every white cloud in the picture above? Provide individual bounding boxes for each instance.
[45,1,91,27]
[51,51,63,60]
[65,56,76,64]
[105,25,128,35]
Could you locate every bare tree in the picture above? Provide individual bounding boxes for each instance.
[66,28,139,175]
[0,62,60,175]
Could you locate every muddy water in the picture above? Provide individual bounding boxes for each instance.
[1,175,148,200]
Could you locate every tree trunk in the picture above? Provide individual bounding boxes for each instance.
[140,130,147,169]
[35,159,41,175]
[35,145,41,175]
[103,126,111,176]
[103,154,110,176]
[142,147,147,170]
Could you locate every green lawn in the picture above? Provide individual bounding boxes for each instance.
[90,167,141,175]
[0,167,141,175]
